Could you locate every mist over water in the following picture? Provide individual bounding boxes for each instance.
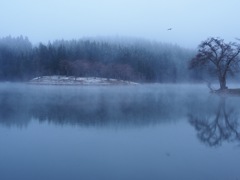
[0,83,208,128]
[0,83,240,180]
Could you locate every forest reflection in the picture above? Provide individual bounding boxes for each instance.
[189,97,240,147]
[0,85,186,128]
[1,84,240,148]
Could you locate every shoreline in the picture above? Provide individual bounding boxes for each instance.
[211,88,240,96]
[28,76,139,86]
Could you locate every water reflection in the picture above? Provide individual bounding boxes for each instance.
[0,84,188,128]
[189,97,240,146]
[1,83,240,148]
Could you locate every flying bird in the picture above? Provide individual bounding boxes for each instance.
[235,37,240,41]
[167,28,172,31]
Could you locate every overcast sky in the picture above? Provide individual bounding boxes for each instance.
[1,0,240,48]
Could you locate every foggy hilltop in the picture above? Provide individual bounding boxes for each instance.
[0,35,210,83]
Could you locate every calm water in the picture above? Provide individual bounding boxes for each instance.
[0,83,240,180]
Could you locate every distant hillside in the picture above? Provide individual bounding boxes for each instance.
[0,36,198,82]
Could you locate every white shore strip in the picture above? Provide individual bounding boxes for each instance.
[28,76,138,85]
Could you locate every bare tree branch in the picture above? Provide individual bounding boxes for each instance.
[189,37,240,90]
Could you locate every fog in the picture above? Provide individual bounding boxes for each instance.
[1,0,240,48]
[0,36,197,82]
[1,83,239,133]
[0,83,202,127]
[1,83,240,180]
[1,0,240,176]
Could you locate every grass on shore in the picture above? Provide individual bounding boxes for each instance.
[212,88,240,96]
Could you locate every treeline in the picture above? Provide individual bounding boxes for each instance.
[0,35,197,82]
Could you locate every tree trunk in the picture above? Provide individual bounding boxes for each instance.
[219,76,227,90]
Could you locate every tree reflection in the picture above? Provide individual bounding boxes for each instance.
[0,86,184,128]
[189,97,240,146]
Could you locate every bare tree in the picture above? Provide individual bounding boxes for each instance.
[59,60,71,76]
[70,60,90,78]
[189,37,240,90]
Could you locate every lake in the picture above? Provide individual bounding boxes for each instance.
[0,83,240,180]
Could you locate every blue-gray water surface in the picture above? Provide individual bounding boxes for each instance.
[0,83,240,180]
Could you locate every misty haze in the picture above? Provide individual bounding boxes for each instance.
[1,0,240,179]
[1,83,240,180]
[1,35,240,180]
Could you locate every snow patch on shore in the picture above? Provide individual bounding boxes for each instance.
[29,76,138,85]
